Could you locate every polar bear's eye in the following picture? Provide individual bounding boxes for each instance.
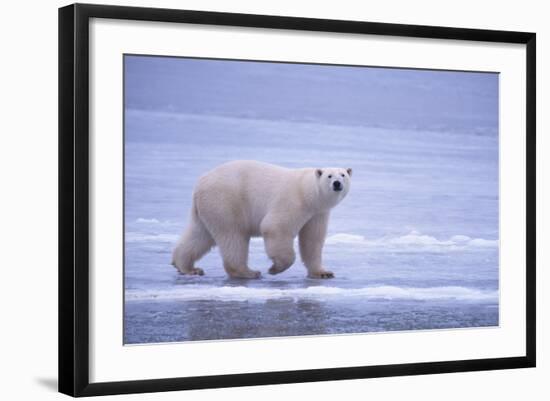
[341,174,345,177]
[328,175,332,179]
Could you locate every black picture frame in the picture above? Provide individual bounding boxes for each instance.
[59,3,536,397]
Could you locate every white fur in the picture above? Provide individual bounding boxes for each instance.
[172,160,352,279]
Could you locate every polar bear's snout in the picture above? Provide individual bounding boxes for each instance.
[332,180,343,191]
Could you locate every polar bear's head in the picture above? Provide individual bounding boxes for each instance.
[315,167,352,206]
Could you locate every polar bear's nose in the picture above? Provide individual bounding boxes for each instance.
[333,181,342,191]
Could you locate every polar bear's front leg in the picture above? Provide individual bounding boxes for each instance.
[261,224,296,275]
[299,212,334,279]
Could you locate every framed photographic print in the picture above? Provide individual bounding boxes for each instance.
[58,3,536,397]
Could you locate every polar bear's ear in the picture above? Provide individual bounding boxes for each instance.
[316,169,323,178]
[346,168,353,177]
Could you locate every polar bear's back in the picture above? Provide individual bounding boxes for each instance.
[193,161,307,233]
[197,160,291,193]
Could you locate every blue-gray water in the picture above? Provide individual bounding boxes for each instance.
[124,56,499,344]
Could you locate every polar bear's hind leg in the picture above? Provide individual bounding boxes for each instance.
[172,216,214,275]
[215,234,261,279]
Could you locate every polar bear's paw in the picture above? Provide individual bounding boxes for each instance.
[268,264,291,275]
[308,270,335,279]
[230,268,262,279]
[178,267,204,276]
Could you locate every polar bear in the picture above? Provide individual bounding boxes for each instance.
[171,160,352,279]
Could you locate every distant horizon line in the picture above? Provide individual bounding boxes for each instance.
[123,53,501,75]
